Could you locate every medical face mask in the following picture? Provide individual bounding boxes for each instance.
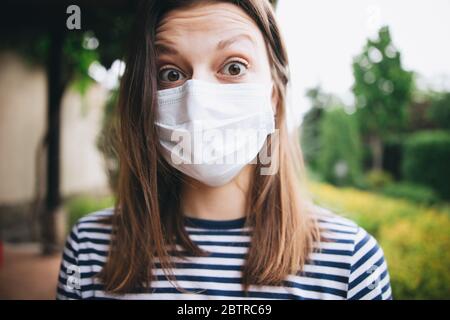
[155,79,275,187]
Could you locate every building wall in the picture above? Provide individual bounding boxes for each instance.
[0,51,110,207]
[60,78,110,196]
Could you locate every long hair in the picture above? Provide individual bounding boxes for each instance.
[97,0,320,294]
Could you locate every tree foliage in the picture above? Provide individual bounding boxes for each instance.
[352,26,413,170]
[426,92,450,129]
[353,26,413,136]
[318,107,363,186]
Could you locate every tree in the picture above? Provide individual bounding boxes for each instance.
[426,92,450,130]
[301,86,339,170]
[352,26,413,170]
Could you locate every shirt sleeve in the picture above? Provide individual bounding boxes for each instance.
[56,223,82,300]
[346,226,393,300]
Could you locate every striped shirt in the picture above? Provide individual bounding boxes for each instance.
[56,206,392,300]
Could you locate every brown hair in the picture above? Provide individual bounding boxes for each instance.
[97,0,320,294]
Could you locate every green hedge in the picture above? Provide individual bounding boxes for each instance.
[402,131,450,200]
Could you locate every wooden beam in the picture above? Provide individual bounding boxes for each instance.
[41,20,66,255]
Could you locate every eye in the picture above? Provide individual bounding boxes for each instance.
[158,67,186,82]
[221,61,248,77]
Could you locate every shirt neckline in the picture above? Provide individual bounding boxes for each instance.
[184,215,247,230]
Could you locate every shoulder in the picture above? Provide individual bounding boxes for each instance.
[63,207,114,256]
[310,205,392,300]
[57,208,114,300]
[313,205,359,234]
[76,207,115,227]
[71,207,114,250]
[311,205,379,248]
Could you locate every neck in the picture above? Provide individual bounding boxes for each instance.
[181,165,252,221]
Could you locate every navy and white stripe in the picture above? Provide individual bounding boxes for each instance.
[56,206,392,300]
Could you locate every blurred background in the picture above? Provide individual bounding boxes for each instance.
[0,0,449,300]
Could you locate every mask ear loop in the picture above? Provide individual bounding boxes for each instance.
[269,81,278,120]
[284,80,301,133]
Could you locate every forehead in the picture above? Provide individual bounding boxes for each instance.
[155,2,266,50]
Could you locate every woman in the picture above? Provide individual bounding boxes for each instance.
[57,0,392,300]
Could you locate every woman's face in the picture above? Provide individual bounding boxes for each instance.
[155,2,273,90]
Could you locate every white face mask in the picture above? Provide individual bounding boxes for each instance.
[155,79,275,187]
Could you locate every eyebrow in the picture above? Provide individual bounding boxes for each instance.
[155,42,179,56]
[216,33,257,51]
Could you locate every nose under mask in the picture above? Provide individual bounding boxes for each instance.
[155,79,275,187]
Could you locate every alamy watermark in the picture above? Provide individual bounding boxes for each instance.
[366,264,381,290]
[65,264,81,291]
[66,5,81,30]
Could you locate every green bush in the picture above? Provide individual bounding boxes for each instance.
[310,182,450,299]
[402,131,450,200]
[380,212,450,299]
[317,108,363,186]
[365,169,393,189]
[381,182,440,205]
[65,195,115,229]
